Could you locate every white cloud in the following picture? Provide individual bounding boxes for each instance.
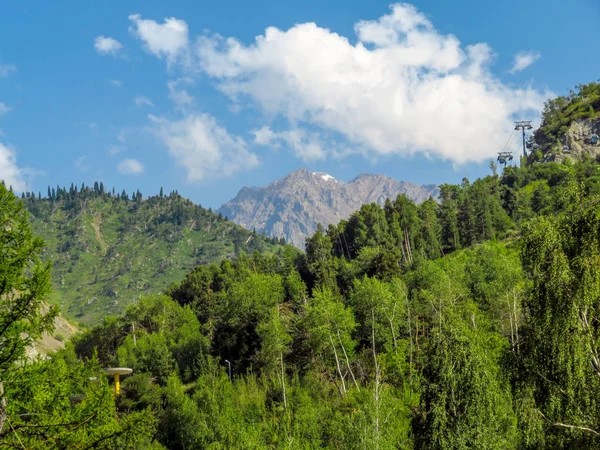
[149,113,259,181]
[192,3,550,164]
[110,79,122,87]
[108,145,124,155]
[252,126,278,146]
[75,155,90,172]
[510,50,541,74]
[94,36,123,55]
[0,103,12,116]
[0,143,27,191]
[168,77,195,109]
[128,14,189,64]
[252,126,326,160]
[0,64,16,78]
[117,158,144,174]
[135,96,154,107]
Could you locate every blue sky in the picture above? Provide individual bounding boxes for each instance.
[0,0,598,208]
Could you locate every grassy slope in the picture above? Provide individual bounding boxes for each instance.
[26,191,284,326]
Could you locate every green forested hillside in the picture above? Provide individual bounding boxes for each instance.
[22,184,287,325]
[530,81,600,162]
[6,158,600,448]
[535,81,600,144]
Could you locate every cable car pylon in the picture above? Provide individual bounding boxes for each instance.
[514,121,533,158]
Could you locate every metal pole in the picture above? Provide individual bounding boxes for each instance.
[225,360,232,381]
[514,121,532,162]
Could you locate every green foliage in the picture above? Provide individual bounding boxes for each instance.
[516,197,600,448]
[0,182,56,376]
[0,184,161,447]
[536,81,600,144]
[12,102,600,448]
[3,348,161,449]
[22,184,288,325]
[414,305,517,449]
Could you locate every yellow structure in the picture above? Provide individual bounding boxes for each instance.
[105,367,133,394]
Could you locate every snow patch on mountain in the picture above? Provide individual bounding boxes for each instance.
[313,172,337,182]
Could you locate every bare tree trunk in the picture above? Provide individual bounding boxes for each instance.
[280,351,287,409]
[415,317,419,349]
[507,293,515,351]
[372,310,380,450]
[399,236,408,265]
[329,334,346,395]
[404,228,413,265]
[384,302,399,356]
[337,330,360,392]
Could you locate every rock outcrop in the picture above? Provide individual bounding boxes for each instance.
[533,118,600,163]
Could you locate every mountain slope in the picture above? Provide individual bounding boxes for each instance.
[23,186,285,325]
[530,81,600,163]
[219,169,439,248]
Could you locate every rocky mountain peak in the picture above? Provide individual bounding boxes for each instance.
[218,169,439,248]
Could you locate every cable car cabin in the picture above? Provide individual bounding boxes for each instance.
[590,134,599,145]
[562,145,571,154]
[497,156,506,164]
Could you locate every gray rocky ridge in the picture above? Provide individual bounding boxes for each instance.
[218,169,439,248]
[533,118,600,163]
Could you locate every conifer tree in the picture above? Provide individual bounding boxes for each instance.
[0,183,55,378]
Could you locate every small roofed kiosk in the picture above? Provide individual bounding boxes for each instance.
[105,367,132,394]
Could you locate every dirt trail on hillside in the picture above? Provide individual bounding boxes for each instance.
[92,214,109,254]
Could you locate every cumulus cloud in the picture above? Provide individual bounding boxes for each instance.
[192,3,550,164]
[510,50,541,74]
[117,158,144,174]
[135,96,154,107]
[128,14,189,64]
[149,113,259,181]
[0,64,16,78]
[0,103,11,116]
[0,143,27,191]
[252,126,326,160]
[94,36,123,55]
[168,77,195,109]
[252,126,278,147]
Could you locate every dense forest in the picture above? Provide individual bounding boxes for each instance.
[18,183,286,324]
[3,81,600,448]
[4,156,600,448]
